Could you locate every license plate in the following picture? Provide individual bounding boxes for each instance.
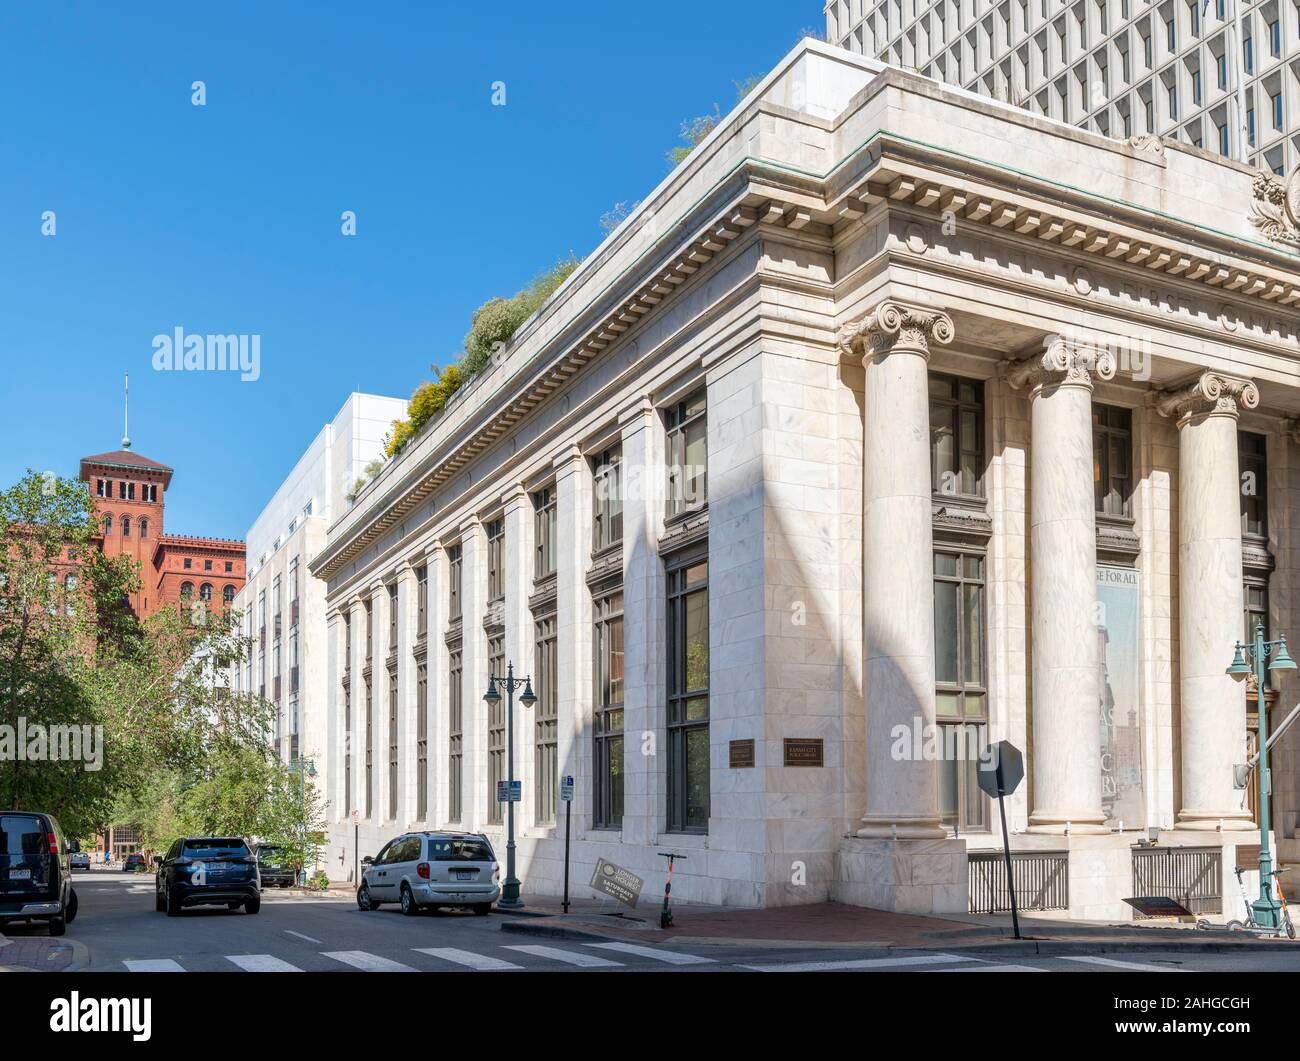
[208,862,228,872]
[8,868,31,880]
[454,870,475,880]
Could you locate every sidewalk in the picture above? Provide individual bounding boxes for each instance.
[0,933,85,972]
[499,896,1300,955]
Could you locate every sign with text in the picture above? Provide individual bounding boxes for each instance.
[590,858,643,908]
[783,738,824,767]
[560,776,574,802]
[496,780,522,803]
[1099,566,1145,829]
[729,739,755,768]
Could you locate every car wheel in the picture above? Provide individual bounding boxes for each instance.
[244,898,260,915]
[472,903,491,917]
[48,914,67,937]
[357,882,379,911]
[165,887,181,917]
[155,888,166,913]
[400,884,420,916]
[66,889,78,924]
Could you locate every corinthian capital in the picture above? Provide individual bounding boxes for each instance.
[836,299,954,361]
[1155,370,1259,424]
[1005,334,1117,392]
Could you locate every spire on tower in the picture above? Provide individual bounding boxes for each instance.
[122,373,131,450]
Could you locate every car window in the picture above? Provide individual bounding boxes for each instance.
[426,837,494,862]
[182,838,249,859]
[0,815,45,856]
[374,840,397,865]
[398,837,423,862]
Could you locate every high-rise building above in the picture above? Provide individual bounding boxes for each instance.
[826,0,1298,175]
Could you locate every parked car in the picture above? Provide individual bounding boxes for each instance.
[69,852,91,870]
[123,853,146,872]
[0,811,79,936]
[253,844,295,888]
[154,837,260,916]
[357,832,500,916]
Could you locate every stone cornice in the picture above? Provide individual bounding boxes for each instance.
[836,299,954,361]
[1155,370,1261,423]
[1004,334,1117,392]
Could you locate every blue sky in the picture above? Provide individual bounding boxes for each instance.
[0,1,819,539]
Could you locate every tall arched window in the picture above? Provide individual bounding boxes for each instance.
[122,516,131,538]
[223,585,235,606]
[103,515,113,536]
[139,517,149,539]
[200,583,213,602]
[180,582,193,602]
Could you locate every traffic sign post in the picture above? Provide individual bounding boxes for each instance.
[560,776,574,913]
[976,741,1026,940]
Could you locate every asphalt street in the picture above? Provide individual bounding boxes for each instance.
[10,869,1300,973]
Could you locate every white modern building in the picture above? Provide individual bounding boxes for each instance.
[311,38,1300,920]
[232,393,406,793]
[827,0,1300,175]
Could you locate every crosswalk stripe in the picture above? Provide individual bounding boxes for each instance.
[585,941,716,965]
[124,959,185,972]
[322,950,416,972]
[740,953,980,972]
[1060,956,1183,972]
[413,947,524,971]
[503,944,624,968]
[226,954,303,972]
[934,963,1044,972]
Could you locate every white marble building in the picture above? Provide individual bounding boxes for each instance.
[311,39,1300,919]
[232,393,405,798]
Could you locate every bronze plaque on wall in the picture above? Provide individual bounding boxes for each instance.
[783,738,824,767]
[729,739,755,769]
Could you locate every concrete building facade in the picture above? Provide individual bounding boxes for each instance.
[232,393,406,782]
[311,40,1300,920]
[827,0,1300,175]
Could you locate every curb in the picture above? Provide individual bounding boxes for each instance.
[927,937,1299,956]
[63,938,89,972]
[499,919,630,942]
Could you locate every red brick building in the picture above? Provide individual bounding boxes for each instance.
[79,445,245,619]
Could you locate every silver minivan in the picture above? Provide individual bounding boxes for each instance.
[357,831,500,916]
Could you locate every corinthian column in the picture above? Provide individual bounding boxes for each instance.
[1007,336,1114,833]
[1157,371,1258,830]
[839,300,953,839]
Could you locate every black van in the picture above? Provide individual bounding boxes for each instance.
[0,811,78,936]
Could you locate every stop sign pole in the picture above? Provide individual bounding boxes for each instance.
[977,741,1025,940]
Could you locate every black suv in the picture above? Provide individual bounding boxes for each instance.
[0,811,79,936]
[253,844,295,888]
[155,837,261,916]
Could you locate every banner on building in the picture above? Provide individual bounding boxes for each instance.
[1097,565,1144,829]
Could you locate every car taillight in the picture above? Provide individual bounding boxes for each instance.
[494,865,500,883]
[47,833,59,855]
[417,862,429,880]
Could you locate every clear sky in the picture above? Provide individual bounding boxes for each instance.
[0,1,820,539]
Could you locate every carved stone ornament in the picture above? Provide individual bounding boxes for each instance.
[1249,170,1300,249]
[1004,334,1117,391]
[836,299,955,360]
[1127,134,1165,158]
[1155,370,1260,423]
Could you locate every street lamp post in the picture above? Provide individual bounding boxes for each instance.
[483,662,536,909]
[1226,623,1296,931]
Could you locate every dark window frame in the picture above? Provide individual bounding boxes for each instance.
[665,391,708,519]
[592,590,625,830]
[666,553,709,834]
[929,373,986,500]
[592,444,624,551]
[534,487,558,579]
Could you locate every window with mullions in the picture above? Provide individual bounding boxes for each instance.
[1245,580,1271,687]
[447,544,463,621]
[364,672,373,818]
[534,487,557,579]
[388,667,398,819]
[667,558,709,833]
[388,584,398,654]
[934,551,988,832]
[416,565,428,637]
[343,678,352,809]
[534,614,558,825]
[929,374,985,498]
[1093,404,1133,517]
[448,644,463,822]
[1239,432,1267,537]
[416,659,428,820]
[487,634,505,825]
[593,591,625,829]
[486,519,505,603]
[593,444,623,550]
[665,391,707,518]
